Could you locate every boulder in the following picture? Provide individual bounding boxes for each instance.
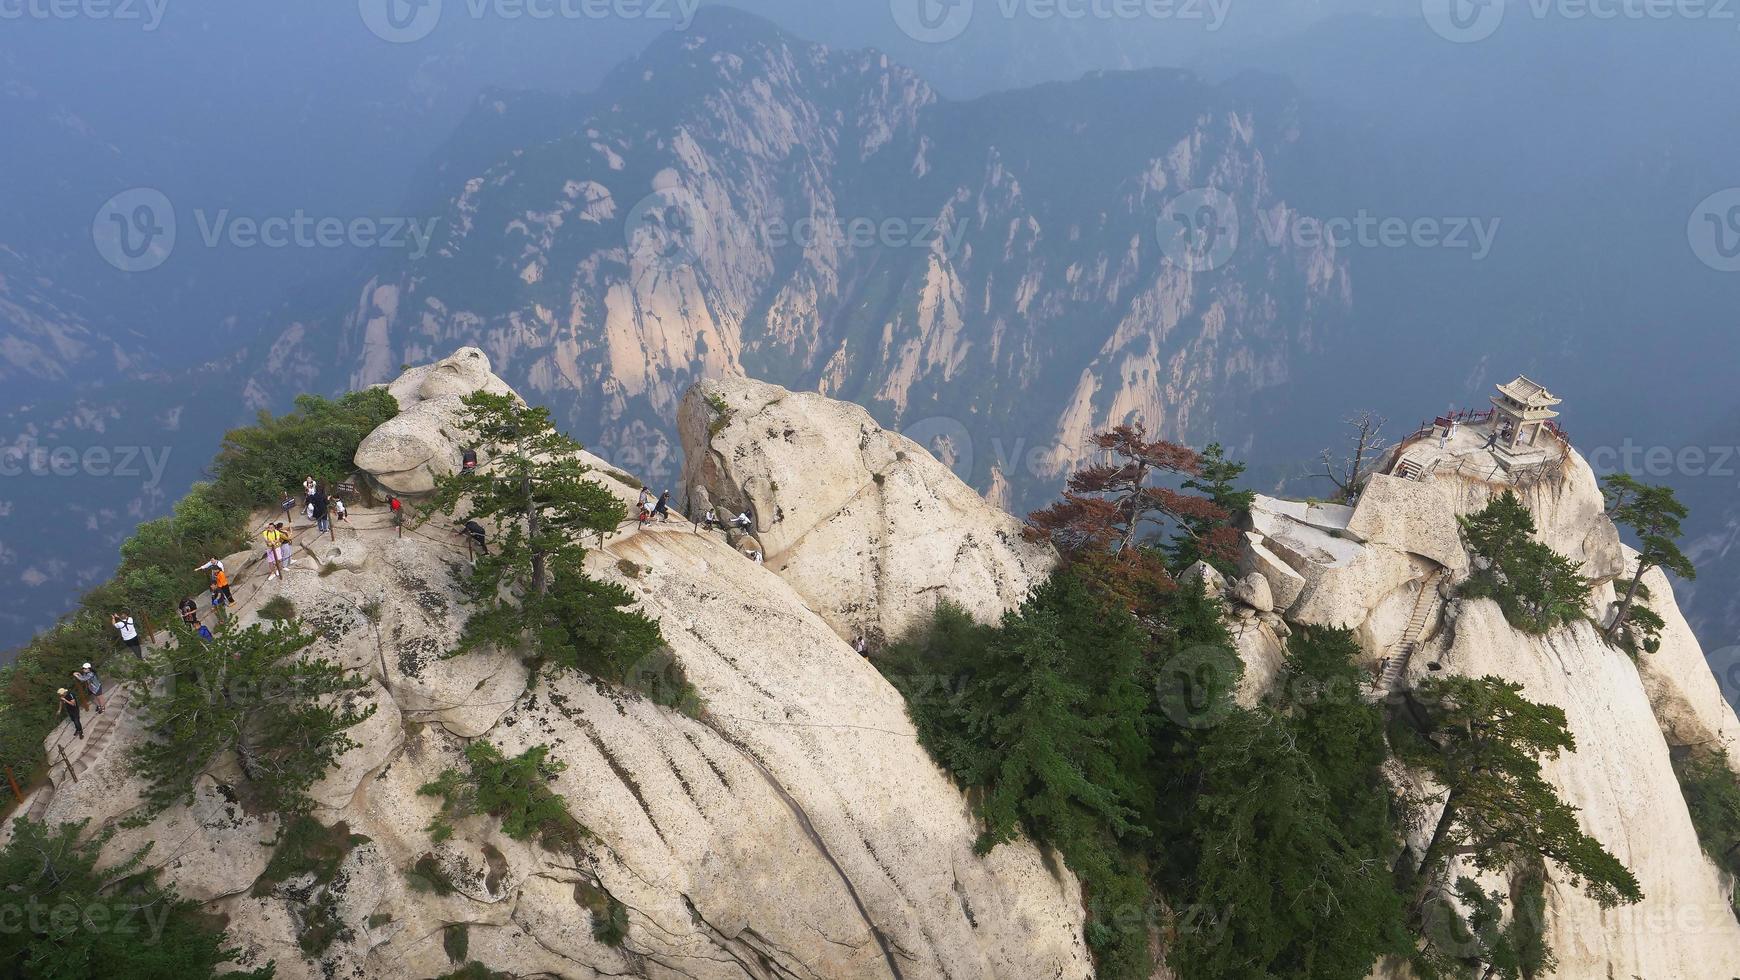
[355,348,519,498]
[677,377,1055,642]
[1345,474,1469,573]
[1231,571,1274,612]
[1238,533,1306,611]
[1180,560,1227,594]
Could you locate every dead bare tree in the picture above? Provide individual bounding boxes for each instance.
[1316,411,1389,503]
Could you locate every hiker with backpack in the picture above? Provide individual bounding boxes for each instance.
[652,491,672,523]
[111,612,143,659]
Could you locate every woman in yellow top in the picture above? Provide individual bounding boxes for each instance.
[261,523,290,580]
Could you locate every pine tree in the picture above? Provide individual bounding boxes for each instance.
[1457,492,1590,634]
[1025,424,1238,600]
[1400,675,1642,914]
[0,819,276,979]
[428,393,670,696]
[129,622,374,816]
[1171,442,1256,574]
[1601,474,1695,650]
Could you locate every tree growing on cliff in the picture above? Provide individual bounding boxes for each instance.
[1398,675,1642,925]
[1169,442,1256,574]
[0,818,276,979]
[1315,411,1389,503]
[428,393,670,699]
[1025,423,1239,598]
[1458,492,1590,634]
[1601,474,1695,652]
[129,622,375,817]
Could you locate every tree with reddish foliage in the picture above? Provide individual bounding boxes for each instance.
[1026,424,1241,602]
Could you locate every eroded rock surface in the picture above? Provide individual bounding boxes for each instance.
[20,356,1088,980]
[677,377,1056,643]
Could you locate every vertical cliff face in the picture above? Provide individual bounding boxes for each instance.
[307,8,1343,510]
[1225,428,1740,979]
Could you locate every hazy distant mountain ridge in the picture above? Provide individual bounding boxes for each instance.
[318,8,1346,505]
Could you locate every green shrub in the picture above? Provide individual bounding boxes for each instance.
[1673,749,1740,919]
[575,880,630,946]
[407,854,457,896]
[257,595,297,622]
[704,393,735,437]
[419,741,587,852]
[252,815,369,896]
[443,924,469,963]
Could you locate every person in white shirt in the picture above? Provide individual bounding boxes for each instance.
[111,612,143,659]
[730,512,752,530]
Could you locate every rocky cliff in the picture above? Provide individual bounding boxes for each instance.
[12,353,1740,980]
[7,351,1089,980]
[1223,428,1740,979]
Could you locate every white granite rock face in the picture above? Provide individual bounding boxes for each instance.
[677,377,1056,643]
[354,347,519,497]
[1240,445,1740,979]
[22,355,1090,980]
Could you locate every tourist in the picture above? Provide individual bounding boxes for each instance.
[197,557,235,606]
[73,663,106,713]
[197,622,214,642]
[262,522,288,580]
[277,522,295,568]
[853,635,869,658]
[744,548,764,564]
[462,448,479,473]
[312,486,331,534]
[390,496,404,533]
[699,507,719,531]
[57,688,83,739]
[460,520,490,555]
[111,612,143,659]
[178,595,200,627]
[653,491,672,523]
[730,511,753,530]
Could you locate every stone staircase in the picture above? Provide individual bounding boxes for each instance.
[22,684,135,823]
[1374,569,1444,695]
[1394,449,1434,482]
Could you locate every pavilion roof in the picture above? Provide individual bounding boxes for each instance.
[1495,375,1561,408]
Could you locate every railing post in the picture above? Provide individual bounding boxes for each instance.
[4,765,21,804]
